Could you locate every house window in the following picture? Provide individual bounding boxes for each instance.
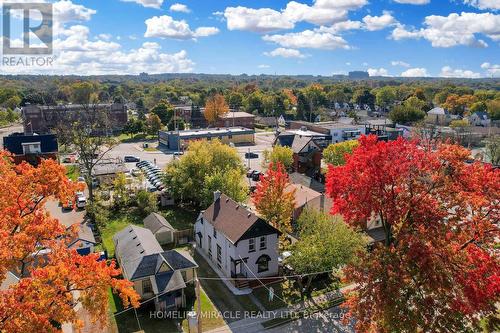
[142,279,152,294]
[256,255,271,273]
[22,142,41,155]
[213,228,217,239]
[216,245,222,268]
[259,236,266,250]
[208,236,212,259]
[249,238,255,252]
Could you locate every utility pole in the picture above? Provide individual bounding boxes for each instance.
[195,270,202,333]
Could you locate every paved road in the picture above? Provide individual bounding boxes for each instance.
[45,198,86,228]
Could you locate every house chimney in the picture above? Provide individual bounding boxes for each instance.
[213,190,221,202]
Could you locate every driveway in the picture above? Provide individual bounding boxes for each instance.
[45,199,85,228]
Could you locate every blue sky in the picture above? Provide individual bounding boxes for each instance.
[2,0,499,77]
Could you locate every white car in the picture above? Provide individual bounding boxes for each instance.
[75,192,87,209]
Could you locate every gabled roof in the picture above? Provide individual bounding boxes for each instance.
[143,213,175,234]
[291,136,314,154]
[201,193,280,244]
[472,111,489,120]
[289,172,325,193]
[286,184,322,208]
[428,107,447,115]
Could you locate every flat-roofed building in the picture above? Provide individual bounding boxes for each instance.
[159,127,255,150]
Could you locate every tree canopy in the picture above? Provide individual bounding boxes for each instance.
[322,140,359,166]
[326,135,499,332]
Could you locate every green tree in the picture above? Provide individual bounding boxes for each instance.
[286,209,366,298]
[164,139,246,207]
[113,173,129,208]
[352,88,375,109]
[262,145,294,170]
[136,190,158,216]
[375,86,397,110]
[146,114,162,135]
[323,140,359,166]
[151,100,174,125]
[486,99,500,120]
[202,169,248,207]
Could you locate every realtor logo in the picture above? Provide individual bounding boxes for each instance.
[2,3,53,55]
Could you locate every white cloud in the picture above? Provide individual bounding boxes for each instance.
[258,64,270,68]
[224,6,294,33]
[223,0,368,33]
[439,66,481,78]
[463,0,500,10]
[170,3,191,13]
[263,30,350,50]
[362,12,397,31]
[391,60,410,67]
[317,20,363,33]
[401,67,429,77]
[481,62,500,77]
[53,0,96,22]
[264,47,308,58]
[368,68,390,76]
[98,33,112,41]
[393,0,430,4]
[144,15,219,40]
[121,0,163,9]
[391,12,500,48]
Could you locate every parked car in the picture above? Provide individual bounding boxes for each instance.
[77,176,85,183]
[136,161,150,168]
[147,183,157,192]
[131,168,141,177]
[173,151,184,156]
[61,199,73,210]
[75,193,86,209]
[124,156,140,163]
[246,169,255,178]
[251,171,262,181]
[245,152,259,159]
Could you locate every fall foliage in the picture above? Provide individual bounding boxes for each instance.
[326,135,500,332]
[252,162,296,235]
[0,151,138,332]
[204,94,229,125]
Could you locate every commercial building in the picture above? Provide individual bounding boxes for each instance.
[216,111,255,129]
[159,127,255,150]
[21,103,128,134]
[2,132,58,165]
[288,121,366,144]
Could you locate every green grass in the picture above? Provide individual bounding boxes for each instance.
[181,287,226,332]
[252,277,340,311]
[261,296,345,329]
[116,133,157,143]
[193,251,259,323]
[113,303,182,333]
[100,210,143,257]
[159,207,198,230]
[65,165,80,181]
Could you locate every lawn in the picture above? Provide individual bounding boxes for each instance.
[65,165,80,181]
[252,277,340,311]
[159,207,198,230]
[100,210,143,257]
[181,287,226,332]
[116,133,157,143]
[193,251,260,323]
[113,302,182,333]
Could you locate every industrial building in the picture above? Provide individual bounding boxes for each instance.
[159,127,255,150]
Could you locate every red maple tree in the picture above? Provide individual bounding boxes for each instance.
[326,135,499,332]
[0,151,138,332]
[252,162,296,234]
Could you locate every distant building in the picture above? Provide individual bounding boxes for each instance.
[468,112,491,127]
[426,107,451,126]
[91,158,128,184]
[348,71,369,79]
[216,111,255,129]
[2,132,58,165]
[288,121,366,144]
[159,127,255,151]
[21,103,128,134]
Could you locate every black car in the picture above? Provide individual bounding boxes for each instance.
[245,152,259,159]
[125,156,140,163]
[251,171,262,181]
[246,169,255,178]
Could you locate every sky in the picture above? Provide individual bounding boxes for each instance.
[0,0,499,77]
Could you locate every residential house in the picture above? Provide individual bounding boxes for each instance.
[143,212,176,245]
[286,184,332,222]
[194,192,280,290]
[290,136,322,173]
[426,107,451,125]
[468,112,491,127]
[91,158,128,185]
[67,223,97,256]
[288,121,366,144]
[2,132,58,165]
[113,225,197,311]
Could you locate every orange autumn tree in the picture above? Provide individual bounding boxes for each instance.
[252,162,296,236]
[204,93,229,125]
[326,135,500,333]
[0,151,138,333]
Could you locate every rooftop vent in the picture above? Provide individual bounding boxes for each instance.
[247,213,251,218]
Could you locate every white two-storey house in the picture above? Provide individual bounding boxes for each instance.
[194,192,280,289]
